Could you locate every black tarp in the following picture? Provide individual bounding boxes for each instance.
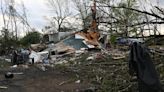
[129,42,163,92]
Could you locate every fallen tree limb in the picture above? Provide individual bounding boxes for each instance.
[96,5,164,21]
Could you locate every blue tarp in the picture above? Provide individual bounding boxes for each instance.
[63,36,88,50]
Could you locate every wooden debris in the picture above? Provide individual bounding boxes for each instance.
[0,86,8,89]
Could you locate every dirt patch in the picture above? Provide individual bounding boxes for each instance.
[0,66,91,92]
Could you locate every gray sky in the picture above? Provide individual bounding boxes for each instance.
[0,0,50,31]
[0,0,164,36]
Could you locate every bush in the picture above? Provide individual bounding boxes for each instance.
[110,35,117,45]
[20,31,41,46]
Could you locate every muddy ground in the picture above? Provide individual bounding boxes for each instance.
[0,65,92,92]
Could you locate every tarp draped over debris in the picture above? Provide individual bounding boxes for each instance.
[129,42,163,92]
[63,36,88,50]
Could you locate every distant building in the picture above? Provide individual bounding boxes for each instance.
[48,32,73,43]
[43,26,74,43]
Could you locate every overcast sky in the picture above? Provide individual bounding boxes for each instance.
[16,0,51,30]
[18,0,164,30]
[0,0,164,36]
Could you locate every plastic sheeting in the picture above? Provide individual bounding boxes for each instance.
[29,51,41,63]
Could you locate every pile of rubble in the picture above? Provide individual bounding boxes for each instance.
[1,29,164,92]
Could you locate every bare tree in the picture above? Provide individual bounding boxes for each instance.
[72,0,92,29]
[0,0,8,29]
[1,0,31,38]
[1,0,18,39]
[21,0,29,34]
[47,0,72,32]
[94,0,164,37]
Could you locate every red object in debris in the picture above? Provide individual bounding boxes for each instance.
[96,53,105,60]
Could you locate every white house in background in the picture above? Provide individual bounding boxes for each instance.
[48,32,74,43]
[42,16,83,43]
[43,26,74,43]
